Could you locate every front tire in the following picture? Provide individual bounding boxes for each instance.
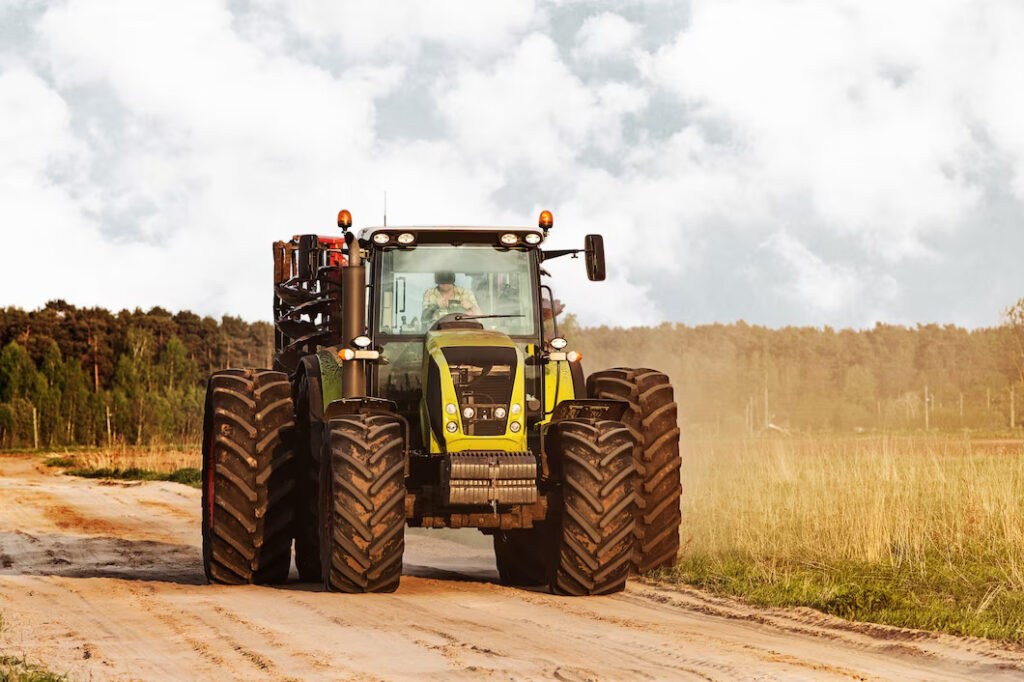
[319,413,406,593]
[201,369,295,585]
[546,419,638,596]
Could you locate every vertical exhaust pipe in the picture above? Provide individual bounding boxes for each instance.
[342,230,366,397]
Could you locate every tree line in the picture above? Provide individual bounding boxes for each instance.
[3,299,1024,448]
[566,299,1024,435]
[0,301,272,448]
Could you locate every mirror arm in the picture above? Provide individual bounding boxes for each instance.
[539,248,583,262]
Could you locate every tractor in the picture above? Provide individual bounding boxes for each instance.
[201,210,681,595]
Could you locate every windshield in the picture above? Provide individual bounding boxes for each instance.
[377,246,537,336]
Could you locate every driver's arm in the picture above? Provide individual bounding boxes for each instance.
[461,288,482,315]
[422,288,440,322]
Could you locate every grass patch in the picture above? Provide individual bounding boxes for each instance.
[658,555,1024,643]
[0,655,68,682]
[42,457,77,468]
[26,446,200,475]
[663,435,1024,644]
[66,466,201,488]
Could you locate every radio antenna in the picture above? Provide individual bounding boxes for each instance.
[383,190,388,227]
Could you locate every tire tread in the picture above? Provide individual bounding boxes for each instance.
[587,367,682,574]
[202,368,295,585]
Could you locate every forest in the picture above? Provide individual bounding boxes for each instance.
[0,300,272,448]
[1,299,1023,447]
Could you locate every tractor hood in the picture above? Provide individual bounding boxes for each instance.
[421,328,527,453]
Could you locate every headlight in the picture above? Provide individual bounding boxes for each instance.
[462,406,475,419]
[510,404,522,416]
[500,233,518,246]
[509,421,521,433]
[353,335,371,348]
[446,403,457,415]
[550,337,567,350]
[494,407,507,419]
[524,233,541,245]
[372,233,390,245]
[446,421,458,433]
[397,232,415,245]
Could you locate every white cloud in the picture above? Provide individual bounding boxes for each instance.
[1,0,1024,330]
[572,13,639,62]
[0,68,81,179]
[38,0,401,155]
[435,33,647,175]
[650,0,986,260]
[257,0,538,60]
[762,232,864,315]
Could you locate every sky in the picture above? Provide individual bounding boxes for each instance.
[1,0,1023,330]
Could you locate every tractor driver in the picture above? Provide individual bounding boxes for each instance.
[422,270,482,325]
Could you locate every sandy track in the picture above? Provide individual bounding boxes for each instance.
[0,456,1022,681]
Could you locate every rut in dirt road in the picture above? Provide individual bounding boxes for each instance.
[1,455,1022,681]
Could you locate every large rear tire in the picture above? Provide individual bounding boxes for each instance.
[319,413,406,593]
[546,419,638,596]
[588,368,681,574]
[201,369,295,585]
[292,363,323,582]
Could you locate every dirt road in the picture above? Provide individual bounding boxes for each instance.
[1,456,1022,681]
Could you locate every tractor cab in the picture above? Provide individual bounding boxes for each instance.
[364,226,550,454]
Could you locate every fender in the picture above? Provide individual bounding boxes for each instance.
[324,396,411,464]
[316,347,345,409]
[549,398,630,424]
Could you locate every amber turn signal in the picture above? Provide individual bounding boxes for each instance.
[567,350,582,363]
[337,209,352,229]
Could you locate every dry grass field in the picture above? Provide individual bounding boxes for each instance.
[40,446,201,487]
[662,435,1024,642]
[56,446,199,472]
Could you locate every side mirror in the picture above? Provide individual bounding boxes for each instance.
[584,234,606,281]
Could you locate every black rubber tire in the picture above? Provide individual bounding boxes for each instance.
[319,413,406,593]
[292,365,323,582]
[201,369,295,585]
[545,418,638,596]
[587,368,682,574]
[493,527,548,586]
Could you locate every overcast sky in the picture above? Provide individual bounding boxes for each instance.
[1,0,1023,329]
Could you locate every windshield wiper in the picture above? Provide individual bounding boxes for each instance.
[453,314,525,320]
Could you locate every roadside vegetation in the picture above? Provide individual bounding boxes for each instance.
[0,656,67,682]
[43,447,200,488]
[6,298,1024,450]
[657,435,1024,644]
[0,613,66,682]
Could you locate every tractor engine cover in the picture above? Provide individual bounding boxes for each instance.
[441,451,538,506]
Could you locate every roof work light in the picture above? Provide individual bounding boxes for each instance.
[539,210,553,231]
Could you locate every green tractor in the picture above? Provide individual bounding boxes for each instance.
[201,210,681,595]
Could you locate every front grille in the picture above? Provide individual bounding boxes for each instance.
[441,346,517,436]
